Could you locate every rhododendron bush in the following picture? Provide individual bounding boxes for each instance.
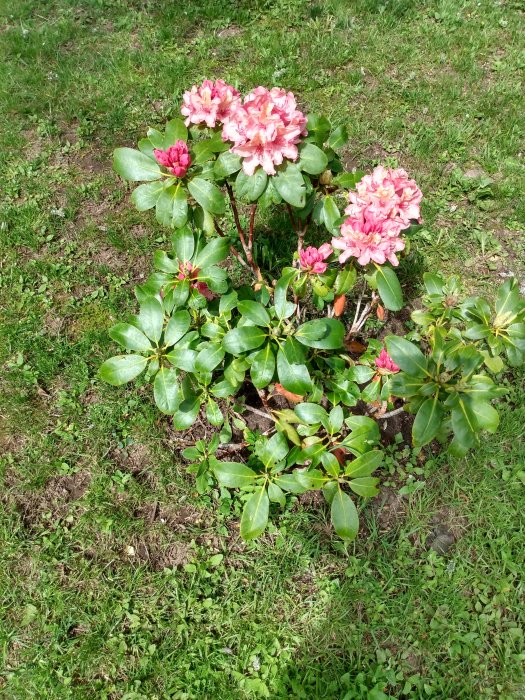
[101,80,525,542]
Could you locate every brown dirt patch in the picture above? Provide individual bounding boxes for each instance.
[126,534,193,571]
[369,487,407,534]
[13,471,91,530]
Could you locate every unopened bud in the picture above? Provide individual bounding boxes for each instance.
[319,169,333,185]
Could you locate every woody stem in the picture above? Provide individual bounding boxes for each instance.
[214,222,251,271]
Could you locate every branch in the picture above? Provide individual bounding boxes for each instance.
[248,203,257,252]
[214,221,251,271]
[226,182,249,253]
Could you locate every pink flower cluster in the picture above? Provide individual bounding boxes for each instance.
[299,244,332,274]
[346,166,422,226]
[375,348,400,373]
[332,208,405,267]
[154,141,191,178]
[181,79,240,129]
[222,86,307,176]
[332,166,422,267]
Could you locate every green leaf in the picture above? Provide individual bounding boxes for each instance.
[171,227,194,264]
[334,266,357,295]
[237,300,270,327]
[274,473,307,494]
[334,171,364,189]
[109,323,152,352]
[113,147,162,181]
[348,477,380,498]
[274,268,298,320]
[131,181,165,211]
[173,396,201,430]
[240,485,269,540]
[268,482,286,507]
[306,114,331,143]
[451,397,478,448]
[214,461,258,488]
[193,237,230,269]
[156,185,188,229]
[412,395,444,447]
[188,178,226,215]
[471,400,499,433]
[164,310,191,346]
[389,373,425,398]
[327,124,348,149]
[385,336,428,378]
[99,355,148,386]
[298,143,328,175]
[235,168,268,201]
[257,432,289,468]
[166,348,197,372]
[164,118,188,145]
[331,488,359,541]
[153,250,179,273]
[296,318,344,349]
[495,277,521,320]
[423,272,445,295]
[137,297,164,343]
[214,151,242,178]
[276,349,312,394]
[344,451,383,477]
[223,327,267,354]
[321,451,340,477]
[206,398,223,426]
[250,344,275,389]
[273,162,305,208]
[196,343,225,372]
[375,266,403,311]
[321,196,341,233]
[294,403,328,425]
[153,367,180,414]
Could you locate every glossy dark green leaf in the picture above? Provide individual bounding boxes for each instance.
[235,168,268,201]
[276,349,312,394]
[296,318,344,349]
[348,477,380,498]
[223,327,267,354]
[375,266,403,311]
[385,336,428,378]
[294,403,328,425]
[196,343,225,372]
[344,450,383,477]
[153,367,180,414]
[99,355,148,386]
[240,485,269,540]
[164,118,188,145]
[172,396,201,430]
[327,124,348,149]
[113,147,162,181]
[131,181,165,211]
[298,143,328,175]
[412,395,444,447]
[109,323,152,352]
[331,488,359,541]
[166,348,198,372]
[213,461,258,488]
[137,297,164,343]
[188,178,226,215]
[172,226,195,262]
[193,237,230,269]
[273,162,305,208]
[238,300,270,327]
[206,398,224,426]
[214,151,242,178]
[250,344,275,389]
[164,310,191,347]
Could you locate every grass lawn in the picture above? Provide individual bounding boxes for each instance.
[1,0,525,698]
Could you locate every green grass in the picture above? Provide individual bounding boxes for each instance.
[1,0,525,697]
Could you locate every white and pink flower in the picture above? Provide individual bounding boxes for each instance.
[222,86,307,176]
[332,207,405,267]
[181,79,240,128]
[154,141,191,178]
[299,244,332,274]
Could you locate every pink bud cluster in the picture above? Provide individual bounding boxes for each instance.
[332,166,422,267]
[375,348,400,373]
[181,79,240,129]
[154,141,191,178]
[177,262,213,300]
[299,244,332,274]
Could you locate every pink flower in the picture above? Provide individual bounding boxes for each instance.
[346,166,422,226]
[375,348,400,373]
[299,244,332,274]
[177,262,213,300]
[154,141,191,178]
[181,79,240,128]
[332,207,405,267]
[222,86,307,175]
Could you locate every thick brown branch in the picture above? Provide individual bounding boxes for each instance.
[248,203,257,252]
